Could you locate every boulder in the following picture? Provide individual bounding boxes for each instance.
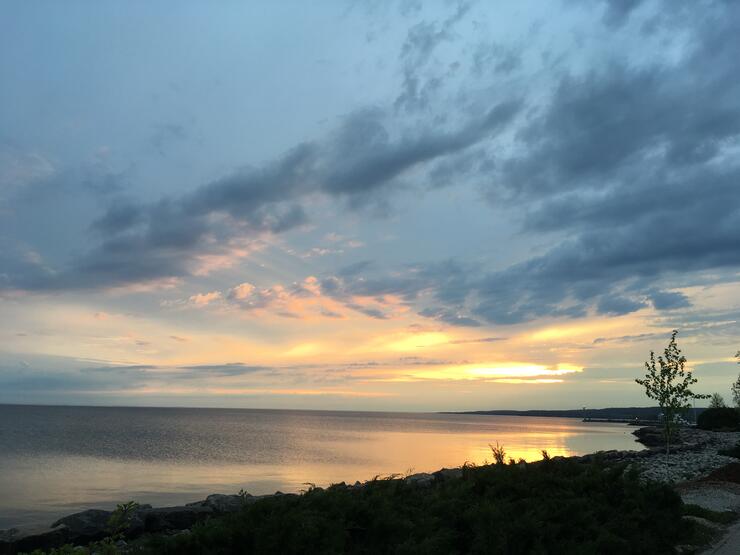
[51,508,111,542]
[139,505,214,533]
[404,472,434,486]
[187,494,246,514]
[633,426,666,447]
[433,467,462,481]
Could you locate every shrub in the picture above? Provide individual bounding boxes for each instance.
[489,442,506,464]
[147,458,688,555]
[697,407,740,431]
[709,393,726,409]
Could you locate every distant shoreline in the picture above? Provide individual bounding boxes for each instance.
[442,406,705,420]
[0,403,700,419]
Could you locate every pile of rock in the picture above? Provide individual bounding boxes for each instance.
[629,426,740,483]
[580,426,740,484]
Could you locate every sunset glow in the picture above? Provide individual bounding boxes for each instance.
[1,0,739,412]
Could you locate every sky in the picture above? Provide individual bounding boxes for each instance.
[1,0,739,411]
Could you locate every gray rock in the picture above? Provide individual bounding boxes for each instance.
[52,508,112,541]
[187,493,246,513]
[433,467,463,481]
[633,426,666,447]
[404,472,434,486]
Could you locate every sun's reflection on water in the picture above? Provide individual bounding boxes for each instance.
[0,410,637,529]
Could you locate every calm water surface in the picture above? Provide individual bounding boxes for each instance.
[0,404,639,528]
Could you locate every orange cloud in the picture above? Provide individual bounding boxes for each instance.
[188,291,223,307]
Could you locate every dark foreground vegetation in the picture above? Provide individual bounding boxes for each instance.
[136,458,702,554]
[15,455,735,554]
[697,407,740,431]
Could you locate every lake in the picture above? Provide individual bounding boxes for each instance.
[0,404,640,529]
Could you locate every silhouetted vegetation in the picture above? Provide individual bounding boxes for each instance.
[144,458,693,555]
[697,407,740,431]
[709,393,726,409]
[732,352,740,408]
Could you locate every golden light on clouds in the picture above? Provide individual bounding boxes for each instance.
[385,331,450,352]
[389,362,582,382]
[528,317,635,343]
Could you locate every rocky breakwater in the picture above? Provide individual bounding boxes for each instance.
[628,426,740,483]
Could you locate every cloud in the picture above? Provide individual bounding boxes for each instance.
[469,0,740,324]
[395,0,472,113]
[596,294,646,316]
[151,123,188,156]
[1,96,519,293]
[418,307,481,327]
[4,0,740,340]
[592,332,666,345]
[449,336,506,345]
[472,42,522,77]
[600,0,645,28]
[174,363,269,378]
[649,290,690,311]
[0,146,54,190]
[188,290,222,307]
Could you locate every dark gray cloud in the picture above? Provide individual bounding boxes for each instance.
[418,307,481,327]
[596,294,647,316]
[2,96,519,292]
[449,336,506,344]
[395,0,471,113]
[151,123,188,156]
[110,0,740,328]
[175,363,270,378]
[472,42,522,77]
[4,0,740,338]
[601,0,645,28]
[0,362,151,394]
[648,290,690,311]
[469,0,740,324]
[592,332,664,345]
[90,200,144,235]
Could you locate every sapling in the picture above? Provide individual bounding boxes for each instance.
[635,330,709,476]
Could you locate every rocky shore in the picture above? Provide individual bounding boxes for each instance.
[3,425,739,554]
[604,426,740,483]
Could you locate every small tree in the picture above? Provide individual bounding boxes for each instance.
[709,393,726,408]
[635,330,709,456]
[733,352,740,409]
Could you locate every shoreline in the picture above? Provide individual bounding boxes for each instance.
[3,425,739,554]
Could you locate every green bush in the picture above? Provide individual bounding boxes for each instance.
[697,407,740,430]
[146,459,688,555]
